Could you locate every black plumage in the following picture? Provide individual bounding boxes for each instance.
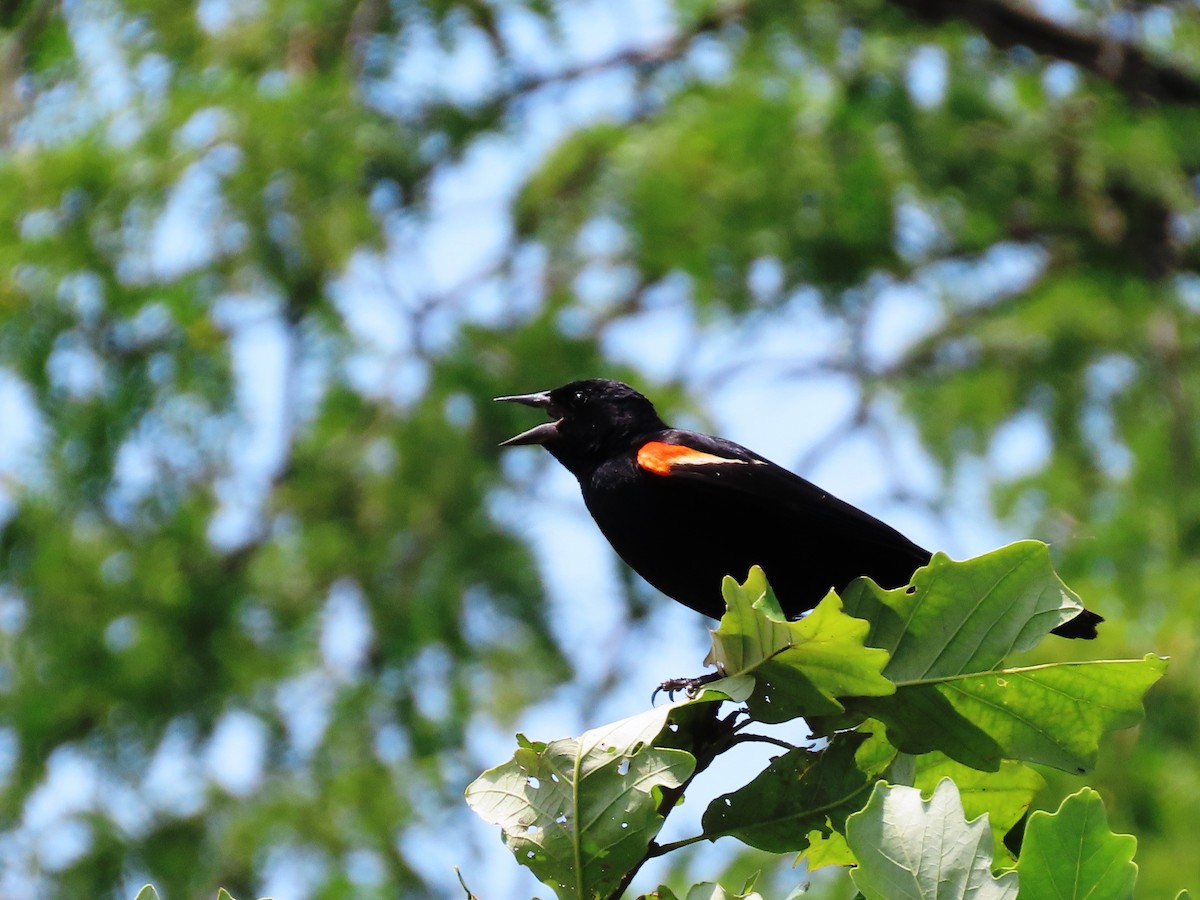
[498,378,1101,639]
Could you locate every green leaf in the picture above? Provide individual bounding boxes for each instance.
[698,674,755,703]
[683,884,765,900]
[133,888,160,900]
[796,730,898,869]
[842,542,1084,681]
[846,779,1019,900]
[639,884,765,900]
[802,828,856,870]
[823,546,1166,773]
[867,656,1167,773]
[702,732,891,853]
[912,753,1046,866]
[1016,788,1137,899]
[706,567,894,720]
[465,703,699,900]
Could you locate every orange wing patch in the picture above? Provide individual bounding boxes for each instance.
[636,441,758,476]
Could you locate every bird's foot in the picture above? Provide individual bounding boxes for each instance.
[652,671,722,704]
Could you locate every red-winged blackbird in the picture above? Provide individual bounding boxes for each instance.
[497,378,1102,639]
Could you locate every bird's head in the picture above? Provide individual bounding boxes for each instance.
[496,379,667,477]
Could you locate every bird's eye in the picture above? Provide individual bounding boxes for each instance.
[573,391,585,404]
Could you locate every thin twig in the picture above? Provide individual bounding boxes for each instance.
[729,732,805,753]
[891,0,1200,104]
[453,868,478,899]
[648,833,713,857]
[406,4,744,127]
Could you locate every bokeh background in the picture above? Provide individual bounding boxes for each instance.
[1,0,1198,896]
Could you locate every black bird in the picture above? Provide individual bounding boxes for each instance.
[497,378,1102,639]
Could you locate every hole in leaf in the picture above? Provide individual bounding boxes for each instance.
[556,814,567,824]
[526,824,540,834]
[549,773,559,783]
[526,850,536,859]
[668,723,679,732]
[724,798,732,807]
[527,776,540,789]
[617,758,630,776]
[621,821,629,829]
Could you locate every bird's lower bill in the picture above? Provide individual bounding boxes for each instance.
[498,419,562,447]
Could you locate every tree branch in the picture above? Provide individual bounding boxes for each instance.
[729,732,805,753]
[0,0,60,137]
[891,0,1200,104]
[603,705,740,900]
[407,5,743,128]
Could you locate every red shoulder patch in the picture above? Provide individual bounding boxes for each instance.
[636,441,751,476]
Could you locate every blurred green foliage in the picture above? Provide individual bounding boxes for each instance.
[0,0,1197,896]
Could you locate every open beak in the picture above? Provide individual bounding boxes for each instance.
[495,390,562,446]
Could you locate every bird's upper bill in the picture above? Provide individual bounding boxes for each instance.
[495,390,562,446]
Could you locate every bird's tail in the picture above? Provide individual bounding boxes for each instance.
[1050,607,1104,639]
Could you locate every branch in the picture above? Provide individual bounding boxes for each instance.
[1,0,58,76]
[891,0,1200,104]
[407,5,743,128]
[0,0,60,136]
[603,706,741,900]
[453,868,479,900]
[505,6,740,100]
[729,732,805,752]
[344,0,389,77]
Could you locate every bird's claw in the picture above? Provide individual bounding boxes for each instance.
[652,671,723,704]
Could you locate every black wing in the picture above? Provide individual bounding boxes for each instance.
[642,429,931,563]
